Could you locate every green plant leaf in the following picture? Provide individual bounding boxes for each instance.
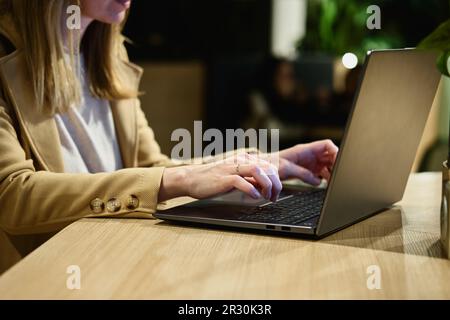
[437,51,450,77]
[418,19,450,77]
[418,19,450,52]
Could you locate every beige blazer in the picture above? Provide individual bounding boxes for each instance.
[0,19,177,272]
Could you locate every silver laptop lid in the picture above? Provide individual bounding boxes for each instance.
[316,49,441,236]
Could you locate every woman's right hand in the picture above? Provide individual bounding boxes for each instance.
[158,154,282,202]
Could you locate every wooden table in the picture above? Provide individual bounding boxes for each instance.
[0,172,449,299]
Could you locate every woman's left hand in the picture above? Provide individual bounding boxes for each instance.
[273,139,339,185]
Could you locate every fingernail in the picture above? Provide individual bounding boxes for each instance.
[251,188,262,199]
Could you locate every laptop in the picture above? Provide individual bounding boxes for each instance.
[154,49,441,238]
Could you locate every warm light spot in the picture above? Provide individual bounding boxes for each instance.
[342,53,358,69]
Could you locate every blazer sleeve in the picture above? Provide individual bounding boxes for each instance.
[0,100,166,235]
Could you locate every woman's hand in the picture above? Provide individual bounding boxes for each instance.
[158,140,338,202]
[275,139,339,185]
[158,154,282,202]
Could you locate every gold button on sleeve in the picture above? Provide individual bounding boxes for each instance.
[90,198,104,214]
[106,198,122,213]
[126,195,140,210]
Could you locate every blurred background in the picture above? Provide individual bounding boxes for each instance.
[122,0,450,172]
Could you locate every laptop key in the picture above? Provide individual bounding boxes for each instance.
[236,190,326,226]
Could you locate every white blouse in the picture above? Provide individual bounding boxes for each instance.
[54,56,123,173]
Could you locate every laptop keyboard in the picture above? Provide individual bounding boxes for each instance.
[235,189,326,226]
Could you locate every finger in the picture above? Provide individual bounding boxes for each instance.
[246,159,283,201]
[264,165,283,202]
[233,164,274,200]
[232,157,283,201]
[317,151,338,171]
[322,140,339,159]
[319,166,331,181]
[228,175,262,199]
[331,151,338,168]
[312,140,338,157]
[286,163,322,186]
[244,177,257,186]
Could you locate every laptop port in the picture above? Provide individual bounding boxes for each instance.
[266,225,275,230]
[281,226,291,231]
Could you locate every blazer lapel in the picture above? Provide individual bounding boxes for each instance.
[0,51,65,173]
[110,61,143,168]
[110,99,137,168]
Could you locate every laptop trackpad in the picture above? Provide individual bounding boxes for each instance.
[187,189,301,208]
[198,190,269,207]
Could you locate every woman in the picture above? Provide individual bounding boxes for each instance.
[0,0,338,272]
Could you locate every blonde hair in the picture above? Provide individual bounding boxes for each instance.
[1,0,137,114]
